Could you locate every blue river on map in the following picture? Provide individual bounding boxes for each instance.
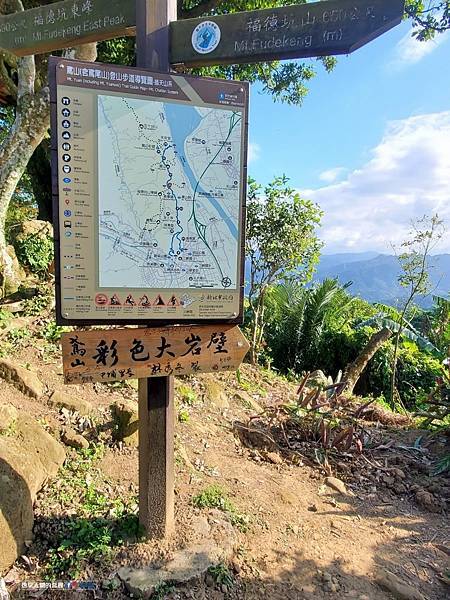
[163,103,238,240]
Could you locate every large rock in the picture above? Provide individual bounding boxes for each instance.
[376,568,425,600]
[0,246,26,297]
[118,515,237,597]
[202,375,229,409]
[0,360,44,399]
[308,370,330,389]
[111,400,139,447]
[0,407,65,573]
[0,404,18,433]
[49,391,94,416]
[13,220,53,244]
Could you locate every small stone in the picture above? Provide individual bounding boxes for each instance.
[325,476,349,495]
[202,375,229,409]
[49,391,94,416]
[308,504,318,512]
[231,560,241,574]
[323,572,332,582]
[111,400,139,447]
[233,391,263,413]
[263,451,283,464]
[391,468,405,480]
[382,475,395,487]
[205,574,215,587]
[61,428,89,450]
[394,483,407,494]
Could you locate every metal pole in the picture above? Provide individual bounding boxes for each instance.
[136,0,177,539]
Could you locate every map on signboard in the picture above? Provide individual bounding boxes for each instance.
[97,95,242,290]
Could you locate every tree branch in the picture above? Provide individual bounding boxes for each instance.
[17,55,35,99]
[0,53,17,100]
[181,0,221,19]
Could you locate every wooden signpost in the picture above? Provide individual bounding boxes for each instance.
[4,0,406,541]
[0,0,136,56]
[2,0,406,62]
[62,325,250,384]
[170,0,406,67]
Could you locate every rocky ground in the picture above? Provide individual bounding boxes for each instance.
[0,313,449,600]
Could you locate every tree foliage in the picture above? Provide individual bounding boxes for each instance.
[405,0,450,40]
[245,175,322,363]
[264,278,352,372]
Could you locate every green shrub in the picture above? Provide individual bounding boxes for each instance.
[15,234,54,275]
[365,341,444,409]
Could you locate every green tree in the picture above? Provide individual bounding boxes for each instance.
[405,1,450,40]
[389,215,445,405]
[246,176,322,363]
[264,278,352,372]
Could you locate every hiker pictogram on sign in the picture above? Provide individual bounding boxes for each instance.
[124,294,136,306]
[167,295,180,307]
[109,294,121,306]
[139,294,152,307]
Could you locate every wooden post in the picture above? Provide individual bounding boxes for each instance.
[136,0,177,538]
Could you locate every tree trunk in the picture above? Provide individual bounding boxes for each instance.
[28,138,52,222]
[344,327,392,396]
[0,59,49,292]
[0,42,97,292]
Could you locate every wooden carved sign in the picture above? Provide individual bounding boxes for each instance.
[62,325,250,384]
[2,0,405,62]
[170,0,406,66]
[0,0,135,56]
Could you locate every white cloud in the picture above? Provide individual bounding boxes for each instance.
[248,141,261,164]
[390,30,450,69]
[302,112,450,254]
[319,167,347,184]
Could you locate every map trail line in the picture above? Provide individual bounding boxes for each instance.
[98,94,242,290]
[189,111,242,284]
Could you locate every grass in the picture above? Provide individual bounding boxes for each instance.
[178,408,190,423]
[41,445,144,579]
[192,485,249,532]
[0,419,16,437]
[153,583,176,599]
[178,383,198,405]
[0,308,11,328]
[208,563,234,588]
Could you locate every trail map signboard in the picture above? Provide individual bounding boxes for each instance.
[50,57,249,326]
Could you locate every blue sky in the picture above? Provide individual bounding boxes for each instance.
[246,20,450,254]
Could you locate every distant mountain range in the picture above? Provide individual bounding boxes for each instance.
[313,253,450,308]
